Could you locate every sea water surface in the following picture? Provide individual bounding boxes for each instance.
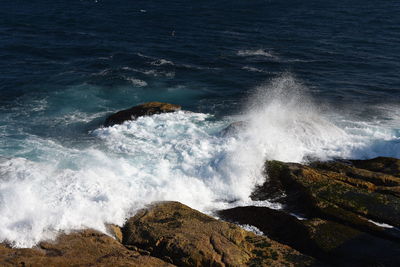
[1,0,400,247]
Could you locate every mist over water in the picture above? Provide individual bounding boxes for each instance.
[246,74,400,161]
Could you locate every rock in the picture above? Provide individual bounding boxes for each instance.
[218,206,320,257]
[310,161,400,197]
[218,206,400,266]
[104,102,181,126]
[106,224,123,243]
[252,159,400,239]
[351,157,400,178]
[122,201,315,267]
[0,229,174,267]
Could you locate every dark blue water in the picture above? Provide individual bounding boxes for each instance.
[1,0,400,247]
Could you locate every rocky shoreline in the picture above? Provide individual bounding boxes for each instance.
[1,103,399,266]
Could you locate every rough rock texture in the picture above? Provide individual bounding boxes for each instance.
[218,206,400,266]
[245,157,400,266]
[104,102,181,126]
[252,159,400,233]
[122,201,315,267]
[2,157,399,266]
[0,202,315,267]
[0,229,174,267]
[350,157,400,177]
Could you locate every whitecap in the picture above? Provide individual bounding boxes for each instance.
[125,77,147,87]
[150,59,174,66]
[237,49,277,58]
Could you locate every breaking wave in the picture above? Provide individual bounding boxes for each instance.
[1,74,399,247]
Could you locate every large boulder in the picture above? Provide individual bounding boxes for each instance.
[122,201,315,267]
[0,229,174,267]
[105,102,181,126]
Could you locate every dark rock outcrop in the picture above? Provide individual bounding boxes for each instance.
[350,157,400,178]
[218,206,400,267]
[105,102,181,126]
[252,159,400,235]
[244,157,400,266]
[122,201,316,267]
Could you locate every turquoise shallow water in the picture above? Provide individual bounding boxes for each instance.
[0,0,400,247]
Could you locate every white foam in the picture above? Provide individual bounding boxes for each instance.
[125,77,148,87]
[239,224,264,235]
[1,73,400,248]
[150,59,174,66]
[241,73,400,162]
[53,111,110,124]
[242,66,271,74]
[237,49,277,58]
[0,111,268,247]
[368,219,394,229]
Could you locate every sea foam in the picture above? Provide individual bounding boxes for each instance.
[1,74,399,247]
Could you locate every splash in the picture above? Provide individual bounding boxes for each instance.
[0,111,272,247]
[241,73,400,162]
[0,73,399,247]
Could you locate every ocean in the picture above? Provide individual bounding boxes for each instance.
[0,0,399,247]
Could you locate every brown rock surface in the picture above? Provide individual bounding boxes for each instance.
[104,102,181,126]
[0,229,174,267]
[252,159,400,232]
[122,201,315,267]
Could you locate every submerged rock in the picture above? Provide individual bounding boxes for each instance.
[122,201,315,267]
[104,102,181,126]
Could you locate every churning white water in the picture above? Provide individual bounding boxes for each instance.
[1,74,399,247]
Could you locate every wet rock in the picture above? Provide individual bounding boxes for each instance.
[106,224,123,243]
[122,201,315,267]
[104,102,181,126]
[254,160,400,231]
[0,229,174,267]
[218,206,319,257]
[351,157,400,178]
[218,206,400,266]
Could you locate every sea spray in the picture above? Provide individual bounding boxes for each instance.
[242,73,350,162]
[242,73,400,162]
[1,74,400,247]
[0,111,272,247]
